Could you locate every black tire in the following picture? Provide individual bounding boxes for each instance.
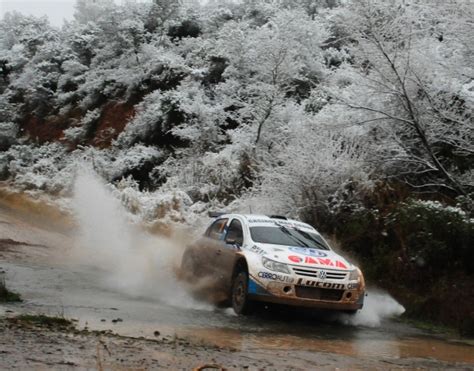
[231,271,254,315]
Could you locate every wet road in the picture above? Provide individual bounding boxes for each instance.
[0,190,473,369]
[2,259,474,366]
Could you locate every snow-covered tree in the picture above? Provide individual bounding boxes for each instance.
[326,0,473,197]
[214,7,329,146]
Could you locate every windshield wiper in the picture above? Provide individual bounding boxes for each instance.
[278,225,310,248]
[293,227,329,250]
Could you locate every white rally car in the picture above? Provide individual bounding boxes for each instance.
[180,213,365,315]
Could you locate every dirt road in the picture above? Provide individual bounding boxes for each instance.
[0,190,473,370]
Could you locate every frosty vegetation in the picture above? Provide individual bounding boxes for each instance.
[0,0,473,330]
[0,0,471,217]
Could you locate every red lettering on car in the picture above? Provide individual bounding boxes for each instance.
[288,255,303,263]
[305,256,318,264]
[336,260,348,269]
[318,258,334,266]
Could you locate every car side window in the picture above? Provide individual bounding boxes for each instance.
[206,218,228,240]
[225,219,244,246]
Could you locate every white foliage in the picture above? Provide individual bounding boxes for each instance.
[0,144,74,194]
[249,126,373,216]
[113,176,195,224]
[0,0,471,226]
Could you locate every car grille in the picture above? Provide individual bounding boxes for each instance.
[295,286,344,301]
[292,267,347,280]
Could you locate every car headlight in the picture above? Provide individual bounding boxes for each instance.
[349,268,361,281]
[262,257,290,274]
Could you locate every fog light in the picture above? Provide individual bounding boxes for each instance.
[346,292,352,299]
[283,286,291,293]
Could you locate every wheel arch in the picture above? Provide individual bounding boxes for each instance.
[230,257,255,315]
[232,256,249,278]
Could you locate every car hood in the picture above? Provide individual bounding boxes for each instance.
[253,243,353,271]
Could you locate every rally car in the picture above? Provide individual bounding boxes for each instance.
[180,213,365,315]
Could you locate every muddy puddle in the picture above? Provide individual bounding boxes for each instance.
[2,258,473,366]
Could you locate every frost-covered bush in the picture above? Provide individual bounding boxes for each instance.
[157,145,248,203]
[0,143,75,194]
[168,78,229,151]
[63,108,101,143]
[116,84,188,147]
[56,59,89,106]
[107,144,163,183]
[247,125,373,219]
[0,142,163,197]
[113,176,194,224]
[116,90,165,146]
[69,144,163,187]
[63,126,85,143]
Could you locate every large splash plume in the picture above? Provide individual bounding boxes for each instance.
[71,166,210,309]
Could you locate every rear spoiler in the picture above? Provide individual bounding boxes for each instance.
[208,211,227,218]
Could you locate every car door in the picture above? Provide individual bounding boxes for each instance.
[215,218,245,292]
[188,218,229,278]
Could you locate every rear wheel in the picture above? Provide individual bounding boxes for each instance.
[231,271,254,315]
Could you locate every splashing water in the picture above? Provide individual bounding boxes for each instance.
[71,166,210,310]
[338,290,405,327]
[70,167,406,321]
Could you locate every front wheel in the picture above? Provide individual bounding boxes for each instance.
[231,271,254,315]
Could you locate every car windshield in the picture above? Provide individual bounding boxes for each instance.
[250,226,330,250]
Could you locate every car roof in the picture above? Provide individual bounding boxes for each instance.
[213,213,317,232]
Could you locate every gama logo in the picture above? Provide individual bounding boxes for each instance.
[288,255,348,269]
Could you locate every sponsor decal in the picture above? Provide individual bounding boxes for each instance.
[289,247,327,258]
[249,245,266,256]
[275,220,312,229]
[248,278,271,296]
[288,255,303,263]
[248,219,275,223]
[297,278,345,290]
[258,271,295,283]
[288,255,348,269]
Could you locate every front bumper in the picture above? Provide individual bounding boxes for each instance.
[248,276,365,311]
